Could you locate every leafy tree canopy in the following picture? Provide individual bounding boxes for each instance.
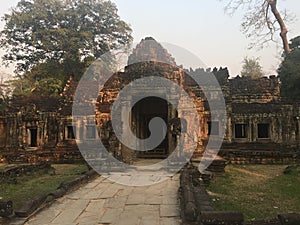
[9,76,63,97]
[0,0,132,82]
[278,36,300,101]
[241,57,264,79]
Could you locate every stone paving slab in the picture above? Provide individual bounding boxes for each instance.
[25,173,181,225]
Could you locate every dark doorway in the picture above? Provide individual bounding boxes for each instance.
[131,96,168,158]
[29,128,37,147]
[258,123,270,138]
[67,126,76,139]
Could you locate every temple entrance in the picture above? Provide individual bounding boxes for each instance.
[131,97,169,158]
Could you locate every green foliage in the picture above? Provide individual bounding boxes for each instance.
[8,76,63,97]
[241,57,264,79]
[0,88,6,111]
[0,97,8,112]
[32,78,63,97]
[0,0,132,80]
[278,36,300,101]
[289,36,300,51]
[7,78,35,97]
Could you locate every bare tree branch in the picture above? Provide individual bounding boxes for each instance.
[222,0,294,54]
[269,0,290,53]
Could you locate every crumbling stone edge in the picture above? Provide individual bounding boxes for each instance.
[9,168,98,223]
[179,163,300,225]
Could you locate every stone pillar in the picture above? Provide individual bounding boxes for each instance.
[278,118,283,143]
[270,117,275,142]
[21,124,27,149]
[121,99,132,163]
[248,118,252,142]
[64,126,68,140]
[290,122,296,144]
[76,118,81,142]
[167,96,177,155]
[38,123,43,148]
[57,120,64,146]
[42,118,47,148]
[252,118,257,142]
[227,117,232,143]
[296,117,300,146]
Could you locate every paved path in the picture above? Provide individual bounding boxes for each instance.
[24,173,181,225]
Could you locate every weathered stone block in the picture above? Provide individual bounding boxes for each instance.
[200,211,244,225]
[0,200,13,217]
[15,194,47,217]
[278,213,300,225]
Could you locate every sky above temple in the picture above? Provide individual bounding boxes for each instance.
[1,0,300,77]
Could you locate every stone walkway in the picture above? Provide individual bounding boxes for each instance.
[24,173,181,225]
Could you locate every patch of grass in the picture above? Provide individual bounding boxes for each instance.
[207,164,300,221]
[0,163,89,209]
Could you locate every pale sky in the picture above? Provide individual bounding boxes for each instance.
[1,0,300,77]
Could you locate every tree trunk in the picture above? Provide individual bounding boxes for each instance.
[269,0,291,54]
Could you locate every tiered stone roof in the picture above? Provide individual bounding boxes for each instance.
[128,37,176,66]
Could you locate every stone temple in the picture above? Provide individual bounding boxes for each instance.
[0,37,299,165]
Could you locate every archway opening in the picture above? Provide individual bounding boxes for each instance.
[131,96,169,158]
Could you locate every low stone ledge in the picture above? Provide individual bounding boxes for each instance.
[179,164,300,225]
[0,200,13,217]
[8,168,98,221]
[84,169,97,178]
[245,219,281,225]
[199,211,244,225]
[57,170,97,193]
[180,165,198,222]
[182,185,198,222]
[14,194,47,217]
[49,187,67,199]
[278,213,300,225]
[245,215,300,225]
[48,169,98,201]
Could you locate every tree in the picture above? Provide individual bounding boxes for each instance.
[278,36,300,100]
[223,0,293,54]
[241,57,264,79]
[9,76,63,97]
[0,75,12,112]
[0,0,132,79]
